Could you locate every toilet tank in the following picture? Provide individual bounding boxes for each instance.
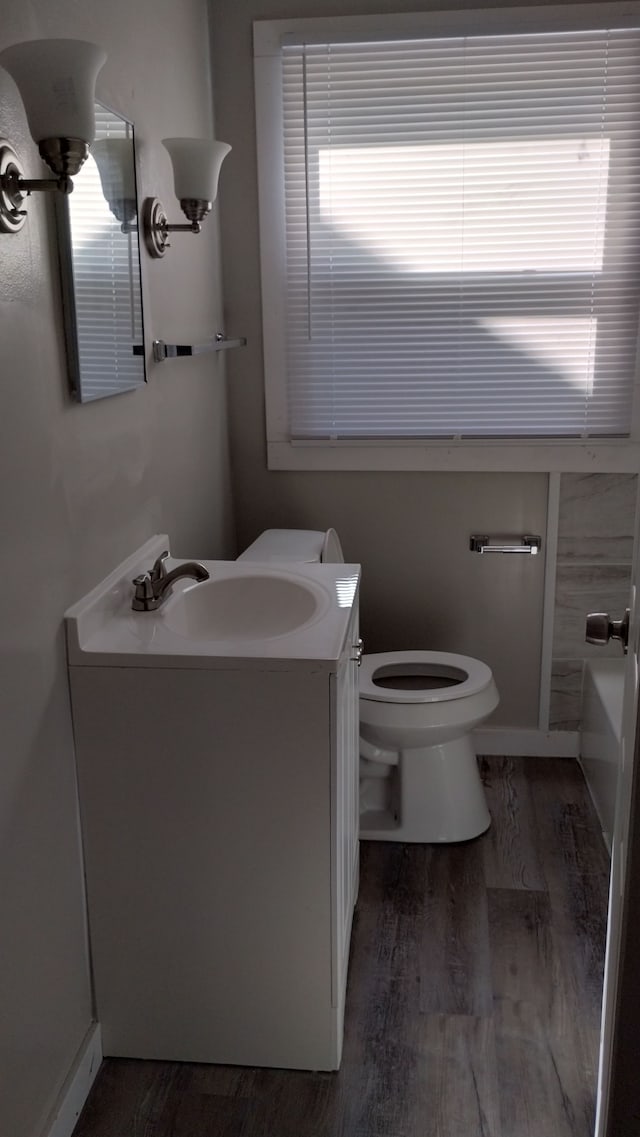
[237,528,344,564]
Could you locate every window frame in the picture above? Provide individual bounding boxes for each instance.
[254,3,640,472]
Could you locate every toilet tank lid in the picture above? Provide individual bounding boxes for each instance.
[322,528,344,563]
[237,528,326,563]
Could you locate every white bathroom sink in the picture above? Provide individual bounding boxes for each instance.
[163,572,328,640]
[65,535,359,668]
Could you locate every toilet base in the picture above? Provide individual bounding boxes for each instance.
[359,734,490,843]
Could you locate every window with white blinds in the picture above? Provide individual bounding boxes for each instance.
[272,23,640,441]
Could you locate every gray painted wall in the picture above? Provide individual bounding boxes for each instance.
[0,3,234,1136]
[210,0,550,728]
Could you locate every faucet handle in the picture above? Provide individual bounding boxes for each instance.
[150,550,169,581]
[132,571,154,610]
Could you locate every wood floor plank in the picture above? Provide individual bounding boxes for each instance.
[543,880,605,1045]
[346,843,425,1018]
[73,1059,180,1137]
[348,838,492,1031]
[235,1069,342,1137]
[335,874,431,1137]
[331,1010,501,1137]
[526,758,609,1022]
[151,1071,253,1137]
[178,1061,258,1098]
[487,886,600,1056]
[480,756,547,891]
[526,757,611,893]
[488,887,555,1008]
[545,1023,601,1137]
[418,841,492,1017]
[411,1014,501,1137]
[494,996,597,1137]
[72,756,608,1137]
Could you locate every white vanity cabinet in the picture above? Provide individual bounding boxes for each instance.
[68,555,360,1072]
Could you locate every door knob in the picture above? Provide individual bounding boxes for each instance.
[585,609,630,653]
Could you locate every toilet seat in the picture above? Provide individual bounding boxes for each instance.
[359,651,493,704]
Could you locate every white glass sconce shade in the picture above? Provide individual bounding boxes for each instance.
[0,38,107,233]
[92,139,136,201]
[162,138,231,203]
[0,39,106,145]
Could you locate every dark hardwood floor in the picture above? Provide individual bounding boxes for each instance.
[73,755,610,1137]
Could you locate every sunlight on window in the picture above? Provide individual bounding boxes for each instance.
[481,316,596,391]
[317,139,610,274]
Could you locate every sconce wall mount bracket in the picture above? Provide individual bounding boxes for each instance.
[143,197,170,258]
[143,195,212,259]
[0,136,86,234]
[0,140,27,233]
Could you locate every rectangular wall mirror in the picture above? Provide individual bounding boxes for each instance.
[56,102,146,402]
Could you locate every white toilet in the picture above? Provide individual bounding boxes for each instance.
[238,528,498,843]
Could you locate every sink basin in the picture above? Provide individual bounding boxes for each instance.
[65,537,359,666]
[163,572,329,641]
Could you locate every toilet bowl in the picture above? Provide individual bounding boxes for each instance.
[359,651,498,842]
[238,528,498,843]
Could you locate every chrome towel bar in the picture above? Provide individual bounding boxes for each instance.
[152,333,247,362]
[470,535,542,555]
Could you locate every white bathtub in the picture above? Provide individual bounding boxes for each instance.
[580,659,625,853]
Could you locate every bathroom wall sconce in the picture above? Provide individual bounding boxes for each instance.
[0,38,106,234]
[92,138,137,231]
[142,138,231,258]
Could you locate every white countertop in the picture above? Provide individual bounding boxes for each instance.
[65,535,360,671]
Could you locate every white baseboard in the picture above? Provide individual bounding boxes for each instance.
[43,1023,102,1137]
[474,727,579,757]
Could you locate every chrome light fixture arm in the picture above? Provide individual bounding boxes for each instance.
[0,139,79,233]
[143,196,212,258]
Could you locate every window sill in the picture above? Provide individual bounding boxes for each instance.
[267,439,640,473]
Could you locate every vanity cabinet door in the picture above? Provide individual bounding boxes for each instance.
[331,602,360,1032]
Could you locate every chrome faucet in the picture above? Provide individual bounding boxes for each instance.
[132,550,210,611]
